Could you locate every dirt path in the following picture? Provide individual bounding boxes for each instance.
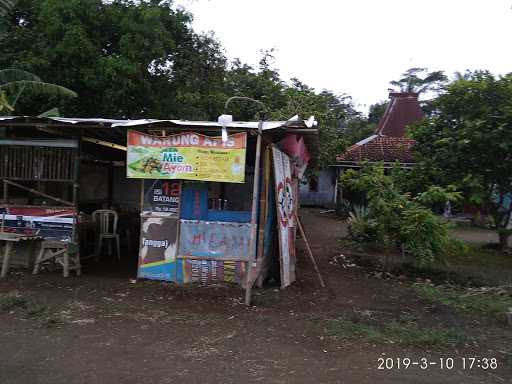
[0,208,511,383]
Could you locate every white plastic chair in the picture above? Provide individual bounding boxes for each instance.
[92,209,120,260]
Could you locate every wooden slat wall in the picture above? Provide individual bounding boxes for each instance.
[0,146,76,181]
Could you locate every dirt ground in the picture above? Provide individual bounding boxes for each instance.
[1,208,511,384]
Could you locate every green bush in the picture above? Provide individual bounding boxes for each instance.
[341,165,461,266]
[347,205,379,243]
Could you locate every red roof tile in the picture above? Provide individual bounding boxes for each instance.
[336,136,416,163]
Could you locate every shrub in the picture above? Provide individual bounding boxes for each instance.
[341,165,460,266]
[347,205,379,243]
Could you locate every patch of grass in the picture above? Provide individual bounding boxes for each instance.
[0,291,50,319]
[327,317,467,347]
[0,291,30,311]
[415,285,512,317]
[444,243,511,266]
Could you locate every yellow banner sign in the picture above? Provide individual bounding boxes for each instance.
[127,130,246,183]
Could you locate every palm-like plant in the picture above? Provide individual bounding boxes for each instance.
[389,67,447,94]
[0,69,77,115]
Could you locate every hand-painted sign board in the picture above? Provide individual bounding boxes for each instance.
[142,180,181,214]
[127,131,247,183]
[178,219,252,260]
[272,146,296,288]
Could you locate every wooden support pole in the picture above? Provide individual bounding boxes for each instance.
[245,121,263,306]
[81,136,127,151]
[4,179,74,206]
[255,145,270,288]
[295,213,325,288]
[1,241,12,278]
[3,180,7,204]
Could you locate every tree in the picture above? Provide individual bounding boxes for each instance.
[410,71,512,249]
[389,67,447,94]
[367,101,387,124]
[0,0,358,169]
[224,55,357,168]
[342,117,376,145]
[0,0,227,119]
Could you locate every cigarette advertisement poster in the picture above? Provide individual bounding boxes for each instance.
[0,206,75,241]
[142,180,181,215]
[138,215,183,282]
[127,130,247,183]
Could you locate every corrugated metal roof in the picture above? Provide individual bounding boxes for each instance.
[0,116,316,131]
[0,115,320,163]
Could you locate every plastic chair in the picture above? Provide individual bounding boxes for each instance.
[92,209,120,260]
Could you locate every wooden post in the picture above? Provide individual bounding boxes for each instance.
[255,145,271,288]
[245,122,263,306]
[1,241,12,278]
[3,179,8,204]
[295,213,325,288]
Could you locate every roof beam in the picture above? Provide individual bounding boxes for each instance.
[82,136,127,151]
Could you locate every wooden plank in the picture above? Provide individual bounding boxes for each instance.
[0,241,13,278]
[0,233,40,241]
[82,136,127,151]
[255,144,270,288]
[177,254,250,262]
[244,122,263,306]
[4,180,74,206]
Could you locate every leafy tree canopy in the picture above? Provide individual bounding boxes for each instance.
[0,0,364,167]
[410,71,512,248]
[0,0,226,119]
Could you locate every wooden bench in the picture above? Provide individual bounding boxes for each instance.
[33,240,81,277]
[0,233,41,278]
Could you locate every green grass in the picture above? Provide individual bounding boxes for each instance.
[327,317,467,347]
[444,243,511,266]
[0,291,50,319]
[0,291,30,311]
[415,285,512,317]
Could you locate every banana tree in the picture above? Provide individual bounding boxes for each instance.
[0,0,16,18]
[0,69,77,115]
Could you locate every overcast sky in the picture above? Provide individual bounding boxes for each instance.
[175,0,512,113]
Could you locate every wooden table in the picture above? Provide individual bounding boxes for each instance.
[0,233,41,278]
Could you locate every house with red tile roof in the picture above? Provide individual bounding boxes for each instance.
[300,92,424,208]
[336,92,423,168]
